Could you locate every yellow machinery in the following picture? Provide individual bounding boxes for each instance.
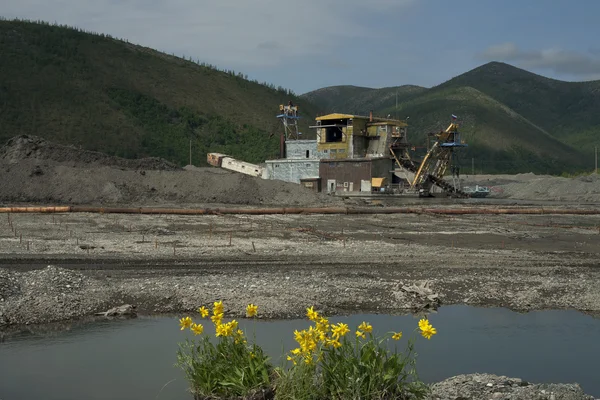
[390,116,469,198]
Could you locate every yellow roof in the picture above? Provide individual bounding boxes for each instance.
[371,177,386,187]
[315,113,407,125]
[315,113,355,121]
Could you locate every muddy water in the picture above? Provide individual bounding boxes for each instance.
[1,306,599,400]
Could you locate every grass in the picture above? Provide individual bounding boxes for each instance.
[177,303,436,400]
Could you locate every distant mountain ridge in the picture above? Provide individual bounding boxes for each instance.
[302,62,600,174]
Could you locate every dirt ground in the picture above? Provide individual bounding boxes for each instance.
[2,209,599,329]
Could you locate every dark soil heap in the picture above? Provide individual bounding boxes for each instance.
[0,135,339,207]
[0,135,181,170]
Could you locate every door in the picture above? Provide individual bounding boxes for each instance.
[327,179,336,193]
[349,182,354,192]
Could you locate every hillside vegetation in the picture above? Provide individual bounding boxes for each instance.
[302,62,600,174]
[0,19,319,166]
[303,85,426,117]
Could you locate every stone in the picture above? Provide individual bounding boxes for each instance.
[95,304,137,318]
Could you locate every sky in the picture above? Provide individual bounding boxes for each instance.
[3,0,600,94]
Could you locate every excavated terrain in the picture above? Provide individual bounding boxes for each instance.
[1,211,599,328]
[0,135,341,207]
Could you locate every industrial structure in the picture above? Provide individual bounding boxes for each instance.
[207,104,470,198]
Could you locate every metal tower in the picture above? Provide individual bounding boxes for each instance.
[277,103,301,140]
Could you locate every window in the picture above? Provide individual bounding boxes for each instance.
[306,164,311,167]
[306,150,310,158]
[325,126,344,143]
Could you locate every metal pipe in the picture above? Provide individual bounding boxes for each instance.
[0,206,71,213]
[0,206,600,215]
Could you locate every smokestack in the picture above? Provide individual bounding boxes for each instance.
[280,133,286,159]
[369,110,373,122]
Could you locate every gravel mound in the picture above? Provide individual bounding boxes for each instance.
[463,173,600,203]
[429,373,594,400]
[0,135,180,170]
[0,136,339,207]
[23,265,90,296]
[0,268,20,300]
[0,266,109,326]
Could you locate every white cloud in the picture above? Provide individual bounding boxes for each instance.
[2,0,416,68]
[479,42,600,79]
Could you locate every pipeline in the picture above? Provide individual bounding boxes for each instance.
[0,206,600,215]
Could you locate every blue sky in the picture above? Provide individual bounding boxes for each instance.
[4,0,600,94]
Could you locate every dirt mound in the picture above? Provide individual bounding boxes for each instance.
[0,135,339,207]
[0,135,180,170]
[463,173,600,203]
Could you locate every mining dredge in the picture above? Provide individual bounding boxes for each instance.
[208,103,470,198]
[390,117,469,197]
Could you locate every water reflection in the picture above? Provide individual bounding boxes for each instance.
[1,306,599,400]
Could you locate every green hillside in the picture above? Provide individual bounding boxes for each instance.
[0,19,319,166]
[437,62,600,151]
[380,86,585,174]
[302,85,426,117]
[302,62,599,174]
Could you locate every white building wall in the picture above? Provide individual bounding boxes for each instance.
[264,160,319,184]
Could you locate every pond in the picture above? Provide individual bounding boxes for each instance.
[1,305,599,400]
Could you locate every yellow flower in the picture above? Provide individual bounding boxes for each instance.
[392,331,403,340]
[420,325,437,340]
[306,306,319,321]
[291,348,301,355]
[213,300,224,315]
[246,304,258,318]
[179,316,193,330]
[197,306,209,318]
[216,322,236,337]
[331,322,350,339]
[229,319,239,331]
[191,323,204,335]
[236,329,245,337]
[358,321,373,333]
[356,330,366,339]
[418,318,430,330]
[287,355,297,365]
[211,312,224,325]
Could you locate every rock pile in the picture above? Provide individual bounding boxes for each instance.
[428,374,595,400]
[0,268,20,300]
[23,265,90,296]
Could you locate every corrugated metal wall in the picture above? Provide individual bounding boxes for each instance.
[319,160,371,192]
[319,158,393,192]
